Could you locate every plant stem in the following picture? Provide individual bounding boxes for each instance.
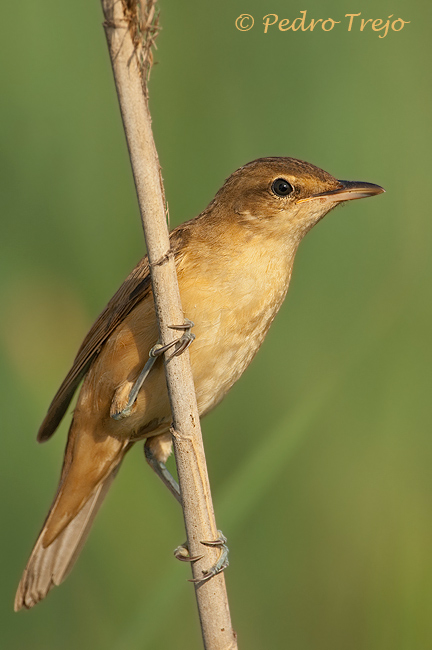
[101,2,237,648]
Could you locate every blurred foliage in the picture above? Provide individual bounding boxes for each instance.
[1,0,431,648]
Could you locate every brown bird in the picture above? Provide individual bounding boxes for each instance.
[14,157,384,610]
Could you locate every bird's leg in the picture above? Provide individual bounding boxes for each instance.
[111,353,159,420]
[144,441,203,562]
[144,442,181,504]
[144,439,229,580]
[111,320,195,420]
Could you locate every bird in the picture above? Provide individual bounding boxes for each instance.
[14,156,384,610]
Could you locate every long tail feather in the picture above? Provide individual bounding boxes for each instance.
[14,468,118,611]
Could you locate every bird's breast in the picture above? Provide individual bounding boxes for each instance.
[79,236,295,440]
[178,247,293,415]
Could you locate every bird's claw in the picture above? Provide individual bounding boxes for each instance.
[111,320,195,420]
[179,531,229,583]
[151,319,195,358]
[173,543,203,563]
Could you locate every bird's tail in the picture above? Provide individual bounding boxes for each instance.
[14,428,129,611]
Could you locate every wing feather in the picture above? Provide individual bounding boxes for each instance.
[37,258,151,442]
[36,219,194,443]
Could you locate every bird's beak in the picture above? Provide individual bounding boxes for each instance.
[297,180,385,204]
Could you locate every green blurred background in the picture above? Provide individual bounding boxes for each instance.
[1,0,431,648]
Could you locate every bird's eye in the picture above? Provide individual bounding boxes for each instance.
[271,178,294,197]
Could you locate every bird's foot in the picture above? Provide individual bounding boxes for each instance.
[191,531,229,582]
[174,531,229,583]
[173,543,203,563]
[158,319,196,358]
[111,320,195,420]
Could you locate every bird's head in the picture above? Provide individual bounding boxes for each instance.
[210,157,384,244]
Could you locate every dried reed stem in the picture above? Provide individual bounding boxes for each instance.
[101,1,237,648]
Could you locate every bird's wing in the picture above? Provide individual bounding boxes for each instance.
[37,257,152,442]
